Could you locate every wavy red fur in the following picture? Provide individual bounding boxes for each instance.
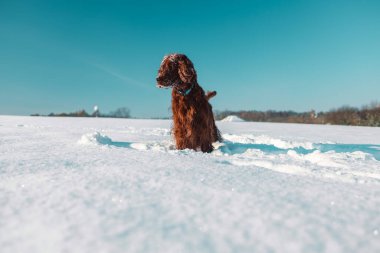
[156,54,222,152]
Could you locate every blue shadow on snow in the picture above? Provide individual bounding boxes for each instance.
[220,141,380,161]
[108,141,132,148]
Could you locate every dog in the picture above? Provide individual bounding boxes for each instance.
[156,53,222,153]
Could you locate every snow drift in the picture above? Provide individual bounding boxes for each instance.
[78,132,113,145]
[221,115,245,122]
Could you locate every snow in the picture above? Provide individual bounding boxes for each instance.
[221,115,245,122]
[78,132,113,145]
[1,115,380,253]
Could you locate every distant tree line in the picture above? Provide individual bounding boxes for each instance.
[31,102,380,126]
[215,102,380,127]
[31,107,131,119]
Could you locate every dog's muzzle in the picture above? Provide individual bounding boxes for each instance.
[156,77,174,89]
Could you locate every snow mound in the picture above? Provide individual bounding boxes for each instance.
[77,132,113,145]
[223,133,314,150]
[130,140,175,152]
[213,137,380,183]
[221,115,245,122]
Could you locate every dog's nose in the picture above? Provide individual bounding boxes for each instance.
[156,77,161,82]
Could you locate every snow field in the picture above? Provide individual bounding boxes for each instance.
[1,116,380,253]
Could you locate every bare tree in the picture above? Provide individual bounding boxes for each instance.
[108,107,131,118]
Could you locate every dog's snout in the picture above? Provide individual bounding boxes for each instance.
[156,77,162,82]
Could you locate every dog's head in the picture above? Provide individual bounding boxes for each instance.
[156,53,197,88]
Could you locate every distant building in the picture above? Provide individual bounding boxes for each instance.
[93,105,99,117]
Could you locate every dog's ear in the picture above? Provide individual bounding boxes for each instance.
[177,55,196,84]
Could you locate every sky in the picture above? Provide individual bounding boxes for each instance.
[0,0,379,118]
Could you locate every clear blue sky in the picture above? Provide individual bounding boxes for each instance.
[1,0,379,117]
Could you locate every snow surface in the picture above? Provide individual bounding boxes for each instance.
[221,115,245,122]
[1,115,380,253]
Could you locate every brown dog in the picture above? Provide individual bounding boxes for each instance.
[156,53,222,152]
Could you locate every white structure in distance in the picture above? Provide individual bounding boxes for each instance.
[93,105,99,117]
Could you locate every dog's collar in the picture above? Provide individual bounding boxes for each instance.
[174,83,194,96]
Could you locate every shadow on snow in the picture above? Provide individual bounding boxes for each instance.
[219,141,380,161]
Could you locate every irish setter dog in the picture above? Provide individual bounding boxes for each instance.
[156,53,222,152]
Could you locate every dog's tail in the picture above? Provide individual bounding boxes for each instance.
[205,91,217,101]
